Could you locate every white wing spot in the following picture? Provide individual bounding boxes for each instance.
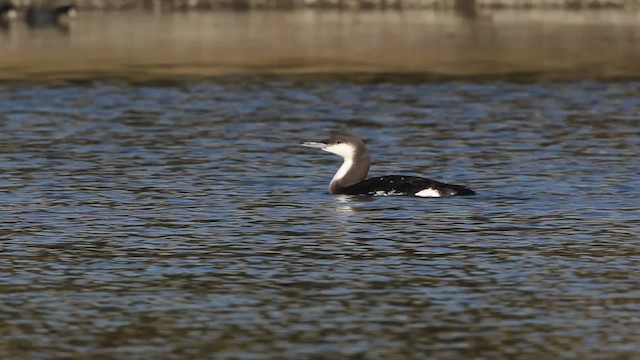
[415,188,441,198]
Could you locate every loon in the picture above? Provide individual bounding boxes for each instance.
[25,4,76,27]
[1,4,17,24]
[299,134,475,197]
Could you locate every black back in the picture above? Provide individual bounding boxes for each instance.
[337,175,475,196]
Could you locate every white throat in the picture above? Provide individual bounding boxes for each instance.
[323,143,357,187]
[332,159,354,184]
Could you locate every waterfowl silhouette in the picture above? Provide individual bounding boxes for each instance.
[25,4,76,28]
[0,3,17,29]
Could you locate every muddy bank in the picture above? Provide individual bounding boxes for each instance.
[10,0,638,10]
[1,11,640,84]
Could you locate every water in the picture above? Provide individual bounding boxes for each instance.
[0,80,639,358]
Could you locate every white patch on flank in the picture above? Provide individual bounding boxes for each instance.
[415,188,442,198]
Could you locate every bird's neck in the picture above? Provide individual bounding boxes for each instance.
[329,150,370,194]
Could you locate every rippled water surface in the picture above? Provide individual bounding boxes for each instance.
[1,80,639,359]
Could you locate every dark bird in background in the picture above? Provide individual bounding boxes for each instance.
[25,4,76,28]
[0,3,17,29]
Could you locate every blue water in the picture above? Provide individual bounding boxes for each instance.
[0,80,639,358]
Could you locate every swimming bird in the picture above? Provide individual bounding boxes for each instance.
[25,4,76,27]
[299,134,475,197]
[0,3,17,24]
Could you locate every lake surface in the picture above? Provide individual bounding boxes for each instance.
[0,79,639,358]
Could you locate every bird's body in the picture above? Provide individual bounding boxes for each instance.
[337,175,475,197]
[299,134,475,197]
[0,3,17,24]
[25,4,76,27]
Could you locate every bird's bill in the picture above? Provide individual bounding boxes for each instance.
[299,141,327,149]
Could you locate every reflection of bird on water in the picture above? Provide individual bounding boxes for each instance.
[25,4,76,28]
[0,3,17,30]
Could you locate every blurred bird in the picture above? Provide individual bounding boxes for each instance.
[25,4,76,27]
[0,3,17,21]
[0,3,16,30]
